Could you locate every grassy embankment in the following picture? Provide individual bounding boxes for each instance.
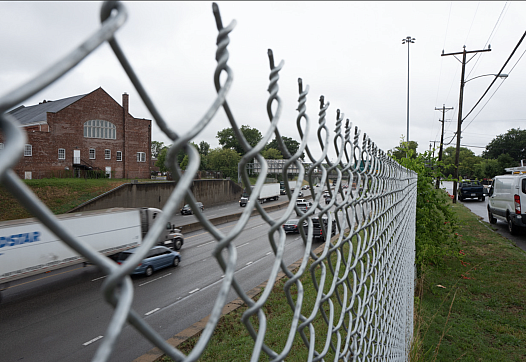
[158,201,526,361]
[0,178,129,221]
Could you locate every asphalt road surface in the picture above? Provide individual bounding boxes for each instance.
[0,198,341,362]
[441,181,526,253]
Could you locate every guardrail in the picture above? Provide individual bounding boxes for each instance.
[0,2,417,361]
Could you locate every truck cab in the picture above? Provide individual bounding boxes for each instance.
[458,180,485,202]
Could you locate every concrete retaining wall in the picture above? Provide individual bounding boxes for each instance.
[68,179,244,213]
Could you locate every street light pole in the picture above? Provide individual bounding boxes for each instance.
[402,36,415,142]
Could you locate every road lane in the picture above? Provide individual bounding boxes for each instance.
[441,181,526,253]
[0,204,332,362]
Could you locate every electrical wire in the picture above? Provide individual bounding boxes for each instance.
[465,2,508,80]
[462,44,526,132]
[462,30,526,123]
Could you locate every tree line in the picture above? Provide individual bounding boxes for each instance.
[388,128,526,180]
[152,125,302,179]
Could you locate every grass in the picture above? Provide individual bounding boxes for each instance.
[156,201,526,361]
[0,178,130,221]
[412,202,526,361]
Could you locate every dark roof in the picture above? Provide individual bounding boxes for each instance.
[7,94,87,126]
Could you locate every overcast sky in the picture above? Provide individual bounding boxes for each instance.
[2,1,525,161]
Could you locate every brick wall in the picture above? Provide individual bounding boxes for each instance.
[0,88,151,179]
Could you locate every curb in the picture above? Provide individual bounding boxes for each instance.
[134,241,327,362]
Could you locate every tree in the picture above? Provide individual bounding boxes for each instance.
[483,128,526,163]
[388,140,418,161]
[216,125,263,156]
[261,148,283,159]
[199,141,210,156]
[264,136,304,160]
[155,147,169,173]
[151,141,165,158]
[441,146,482,179]
[206,148,241,179]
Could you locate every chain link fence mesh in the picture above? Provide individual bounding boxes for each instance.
[0,2,417,361]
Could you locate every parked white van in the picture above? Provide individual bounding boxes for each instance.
[488,171,526,235]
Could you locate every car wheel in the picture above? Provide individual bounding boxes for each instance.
[480,196,485,202]
[507,215,518,235]
[173,257,180,267]
[173,238,183,251]
[488,209,497,224]
[145,266,154,277]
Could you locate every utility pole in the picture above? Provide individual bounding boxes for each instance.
[435,104,453,189]
[442,46,490,203]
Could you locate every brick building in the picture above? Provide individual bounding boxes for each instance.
[1,87,151,179]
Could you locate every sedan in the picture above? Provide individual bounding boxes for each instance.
[181,202,204,215]
[282,219,300,233]
[116,246,181,277]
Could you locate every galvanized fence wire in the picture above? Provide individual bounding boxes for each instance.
[0,1,417,361]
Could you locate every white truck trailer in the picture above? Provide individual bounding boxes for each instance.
[0,207,183,292]
[239,183,280,207]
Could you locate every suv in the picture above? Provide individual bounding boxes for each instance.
[181,202,204,215]
[303,216,337,242]
[458,180,485,201]
[296,201,312,216]
[488,173,526,234]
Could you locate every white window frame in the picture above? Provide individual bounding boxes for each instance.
[105,149,111,160]
[89,148,96,160]
[116,151,122,162]
[137,152,146,162]
[58,148,65,160]
[83,120,116,140]
[24,144,32,157]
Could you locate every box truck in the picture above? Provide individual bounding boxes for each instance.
[239,183,280,207]
[0,207,183,294]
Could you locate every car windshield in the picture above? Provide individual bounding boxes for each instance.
[183,204,190,208]
[118,252,133,261]
[285,220,298,225]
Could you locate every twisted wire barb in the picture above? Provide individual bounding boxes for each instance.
[0,2,418,361]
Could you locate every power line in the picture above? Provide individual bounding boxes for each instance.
[461,30,526,123]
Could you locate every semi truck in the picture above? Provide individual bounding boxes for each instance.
[239,183,280,207]
[280,181,296,195]
[0,207,183,294]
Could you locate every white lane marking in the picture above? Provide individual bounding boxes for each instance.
[266,252,272,255]
[138,273,171,287]
[251,225,263,229]
[91,276,107,282]
[237,242,249,248]
[246,261,253,266]
[83,335,103,346]
[145,308,160,316]
[189,288,200,294]
[197,240,215,248]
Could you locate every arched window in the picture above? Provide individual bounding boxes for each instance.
[83,120,116,139]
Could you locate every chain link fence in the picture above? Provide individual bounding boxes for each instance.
[0,2,417,361]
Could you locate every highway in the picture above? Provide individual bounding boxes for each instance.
[0,193,335,362]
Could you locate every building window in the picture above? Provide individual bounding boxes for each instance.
[83,120,116,140]
[24,144,32,157]
[58,148,65,160]
[137,152,146,162]
[105,149,111,160]
[89,148,96,159]
[116,151,122,162]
